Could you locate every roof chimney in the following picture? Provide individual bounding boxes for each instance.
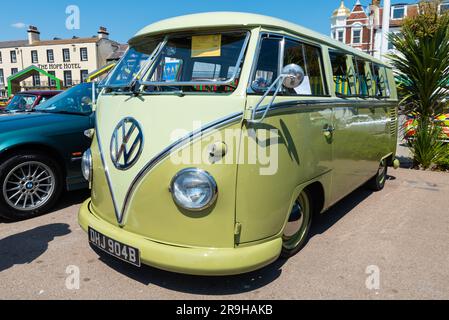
[98,26,109,39]
[27,25,40,44]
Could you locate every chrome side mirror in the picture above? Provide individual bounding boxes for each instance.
[281,64,305,89]
[246,64,306,124]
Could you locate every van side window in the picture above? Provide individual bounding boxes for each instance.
[329,50,352,96]
[355,59,369,97]
[283,40,326,96]
[251,37,281,92]
[372,64,390,98]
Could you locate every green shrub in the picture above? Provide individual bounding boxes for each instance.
[407,118,448,169]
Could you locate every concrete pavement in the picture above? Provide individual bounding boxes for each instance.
[0,168,448,300]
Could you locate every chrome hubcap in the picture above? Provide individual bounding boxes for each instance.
[3,161,55,211]
[378,160,387,184]
[283,201,304,239]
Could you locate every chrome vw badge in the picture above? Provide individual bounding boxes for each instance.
[110,117,144,170]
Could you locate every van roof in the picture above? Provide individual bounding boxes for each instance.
[130,12,389,67]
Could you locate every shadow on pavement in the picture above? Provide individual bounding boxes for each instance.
[53,189,90,211]
[93,242,286,295]
[0,189,90,224]
[0,223,71,272]
[309,186,374,238]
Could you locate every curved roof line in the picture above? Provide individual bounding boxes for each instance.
[129,12,388,66]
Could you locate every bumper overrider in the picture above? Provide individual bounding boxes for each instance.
[78,199,282,276]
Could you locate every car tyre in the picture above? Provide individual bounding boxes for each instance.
[0,151,63,221]
[366,159,388,191]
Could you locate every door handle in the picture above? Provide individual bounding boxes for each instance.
[323,125,335,138]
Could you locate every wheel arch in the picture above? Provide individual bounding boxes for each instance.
[0,143,67,179]
[303,181,325,216]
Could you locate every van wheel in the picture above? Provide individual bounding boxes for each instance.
[281,190,313,258]
[367,159,388,191]
[0,152,63,221]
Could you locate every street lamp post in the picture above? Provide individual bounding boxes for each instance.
[380,0,391,60]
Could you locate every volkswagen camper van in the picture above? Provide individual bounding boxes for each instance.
[79,12,399,275]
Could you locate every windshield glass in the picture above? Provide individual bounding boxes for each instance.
[6,95,37,112]
[35,83,97,115]
[105,44,158,88]
[144,32,247,92]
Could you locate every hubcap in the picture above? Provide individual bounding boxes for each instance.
[2,161,55,211]
[283,192,310,250]
[378,160,387,185]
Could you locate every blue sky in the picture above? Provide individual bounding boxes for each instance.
[0,0,415,43]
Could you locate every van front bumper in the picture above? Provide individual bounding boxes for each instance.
[78,199,282,276]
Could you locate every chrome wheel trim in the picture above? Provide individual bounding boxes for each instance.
[282,192,310,250]
[2,161,55,212]
[377,160,387,185]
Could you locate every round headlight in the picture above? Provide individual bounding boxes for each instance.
[81,149,92,182]
[170,168,218,211]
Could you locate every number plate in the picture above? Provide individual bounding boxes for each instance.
[88,227,141,267]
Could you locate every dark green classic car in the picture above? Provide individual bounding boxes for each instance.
[0,83,96,220]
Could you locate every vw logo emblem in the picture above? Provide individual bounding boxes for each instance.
[110,117,144,170]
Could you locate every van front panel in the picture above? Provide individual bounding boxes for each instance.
[92,94,245,247]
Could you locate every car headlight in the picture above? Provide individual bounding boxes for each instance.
[81,149,92,182]
[170,168,218,211]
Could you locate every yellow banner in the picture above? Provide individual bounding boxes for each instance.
[191,35,222,58]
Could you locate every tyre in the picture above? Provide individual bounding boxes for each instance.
[281,190,313,258]
[0,151,63,221]
[366,159,388,191]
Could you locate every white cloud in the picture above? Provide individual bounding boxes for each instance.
[11,22,27,29]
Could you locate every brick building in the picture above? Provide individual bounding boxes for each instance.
[331,0,449,59]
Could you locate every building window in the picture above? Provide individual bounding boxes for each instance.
[0,69,4,85]
[11,68,18,75]
[47,49,54,63]
[48,71,56,87]
[352,29,362,44]
[10,51,17,63]
[0,52,2,64]
[32,74,41,87]
[63,49,71,62]
[80,48,88,61]
[338,30,344,42]
[392,5,406,19]
[440,3,449,13]
[64,70,72,86]
[80,70,89,82]
[31,50,39,64]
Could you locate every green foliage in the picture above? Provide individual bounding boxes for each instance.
[407,117,449,169]
[388,0,449,118]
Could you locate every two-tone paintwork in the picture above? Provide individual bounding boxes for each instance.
[78,12,399,275]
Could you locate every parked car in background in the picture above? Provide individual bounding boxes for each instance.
[0,98,10,110]
[0,83,98,220]
[1,90,62,114]
[404,113,449,142]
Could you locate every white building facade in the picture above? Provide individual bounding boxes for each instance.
[0,26,122,97]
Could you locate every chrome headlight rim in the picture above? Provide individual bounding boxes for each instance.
[81,149,92,182]
[170,168,218,212]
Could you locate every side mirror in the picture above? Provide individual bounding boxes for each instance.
[281,64,305,89]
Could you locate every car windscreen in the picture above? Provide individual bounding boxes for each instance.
[35,83,96,115]
[6,95,37,112]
